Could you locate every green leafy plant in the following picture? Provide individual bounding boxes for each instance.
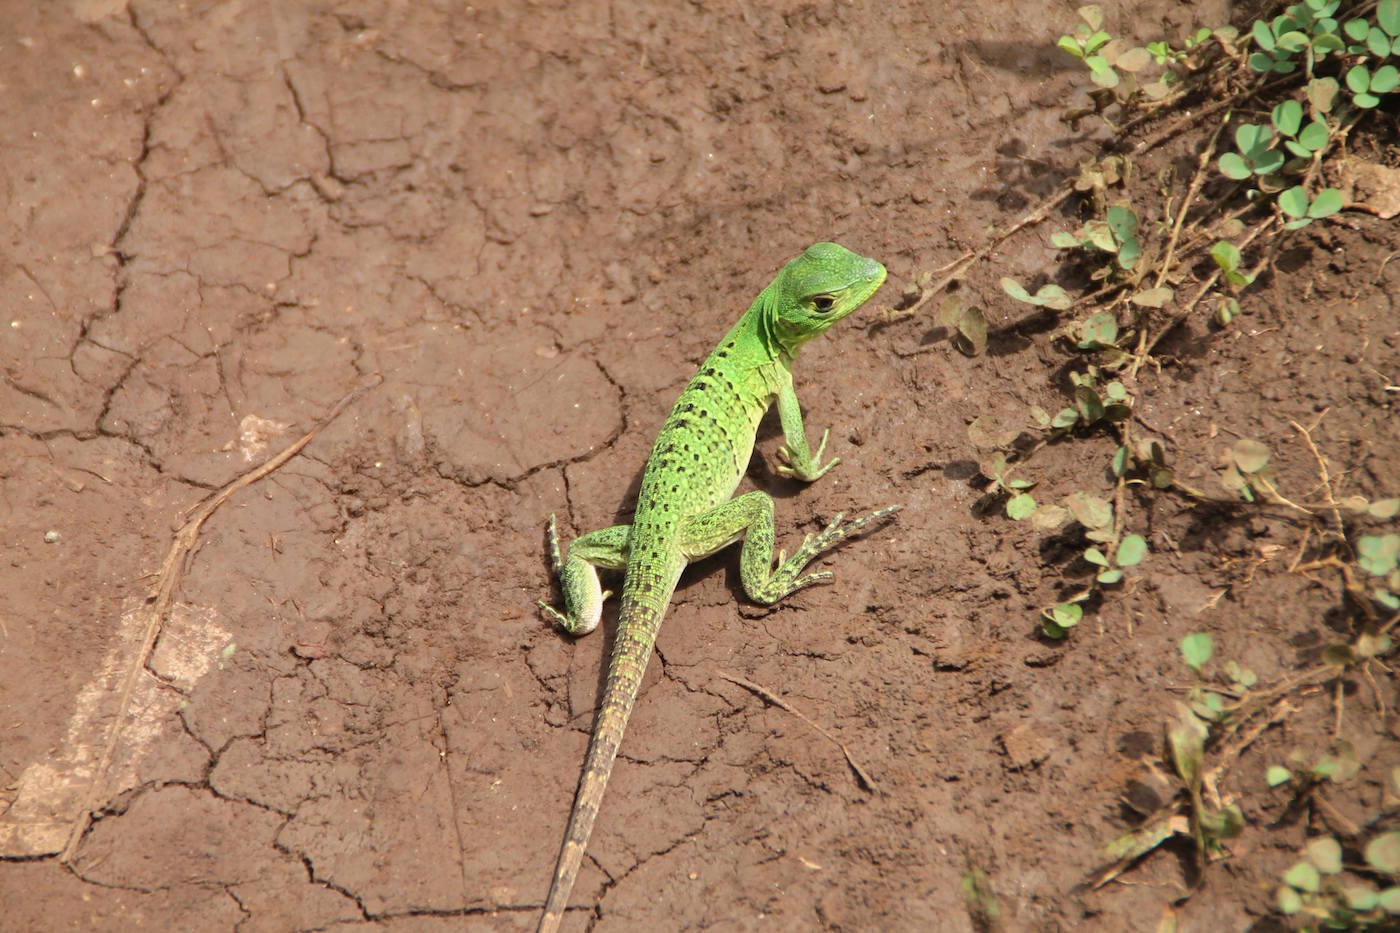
[967,417,1038,522]
[1000,276,1072,311]
[1041,599,1085,640]
[1210,240,1253,289]
[1037,493,1150,637]
[1178,632,1256,724]
[1356,533,1400,610]
[1217,116,1344,228]
[1059,5,1238,108]
[1276,830,1400,926]
[1181,632,1214,673]
[1219,122,1286,180]
[1058,5,1116,84]
[1052,203,1143,271]
[1343,0,1400,59]
[1085,533,1147,585]
[1248,0,1346,75]
[1029,359,1136,436]
[1278,184,1344,228]
[1098,700,1245,878]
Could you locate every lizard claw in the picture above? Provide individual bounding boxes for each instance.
[774,431,840,482]
[537,599,569,629]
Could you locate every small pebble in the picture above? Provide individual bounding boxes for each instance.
[44,530,59,543]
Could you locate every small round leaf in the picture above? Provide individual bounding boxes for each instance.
[1344,19,1371,41]
[1000,277,1032,303]
[1344,886,1380,911]
[1312,32,1345,53]
[1367,26,1393,56]
[1347,64,1372,94]
[1031,504,1069,531]
[1308,188,1343,219]
[1296,119,1329,151]
[1066,491,1113,529]
[1371,64,1399,94]
[1381,0,1400,36]
[1366,832,1400,874]
[1087,56,1119,88]
[1116,534,1148,567]
[1277,185,1309,218]
[1284,861,1320,892]
[1235,122,1266,155]
[1305,836,1343,874]
[1211,240,1242,271]
[1006,493,1037,521]
[1270,100,1300,136]
[1115,47,1152,72]
[1252,19,1277,50]
[1253,148,1285,175]
[1231,438,1271,473]
[1032,284,1072,311]
[1181,632,1214,672]
[1218,152,1252,180]
[1266,765,1293,786]
[957,306,989,355]
[1369,498,1400,519]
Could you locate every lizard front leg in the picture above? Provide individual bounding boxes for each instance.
[773,380,839,482]
[680,492,898,604]
[537,516,630,635]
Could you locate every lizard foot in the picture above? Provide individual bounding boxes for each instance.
[756,505,900,603]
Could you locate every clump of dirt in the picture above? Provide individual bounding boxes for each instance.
[1,1,1397,931]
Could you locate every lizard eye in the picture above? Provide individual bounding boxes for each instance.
[812,295,836,313]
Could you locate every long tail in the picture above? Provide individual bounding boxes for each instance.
[538,597,666,933]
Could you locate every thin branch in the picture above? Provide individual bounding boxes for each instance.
[59,375,381,863]
[1290,416,1345,540]
[715,670,876,793]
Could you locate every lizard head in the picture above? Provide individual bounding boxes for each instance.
[766,242,887,353]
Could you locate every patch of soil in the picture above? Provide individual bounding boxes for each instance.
[2,1,1397,931]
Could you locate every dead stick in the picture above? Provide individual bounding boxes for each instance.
[59,375,381,863]
[1290,417,1344,539]
[716,670,877,792]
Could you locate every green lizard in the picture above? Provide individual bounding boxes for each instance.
[535,242,897,932]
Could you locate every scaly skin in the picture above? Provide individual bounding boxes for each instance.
[535,242,897,932]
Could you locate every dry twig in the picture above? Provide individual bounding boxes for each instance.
[716,669,876,792]
[59,376,381,863]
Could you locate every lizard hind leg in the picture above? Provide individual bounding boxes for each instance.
[679,493,899,606]
[536,516,631,636]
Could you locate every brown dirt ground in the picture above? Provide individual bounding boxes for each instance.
[2,1,1398,931]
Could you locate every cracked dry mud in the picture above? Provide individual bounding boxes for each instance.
[1,2,1398,931]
